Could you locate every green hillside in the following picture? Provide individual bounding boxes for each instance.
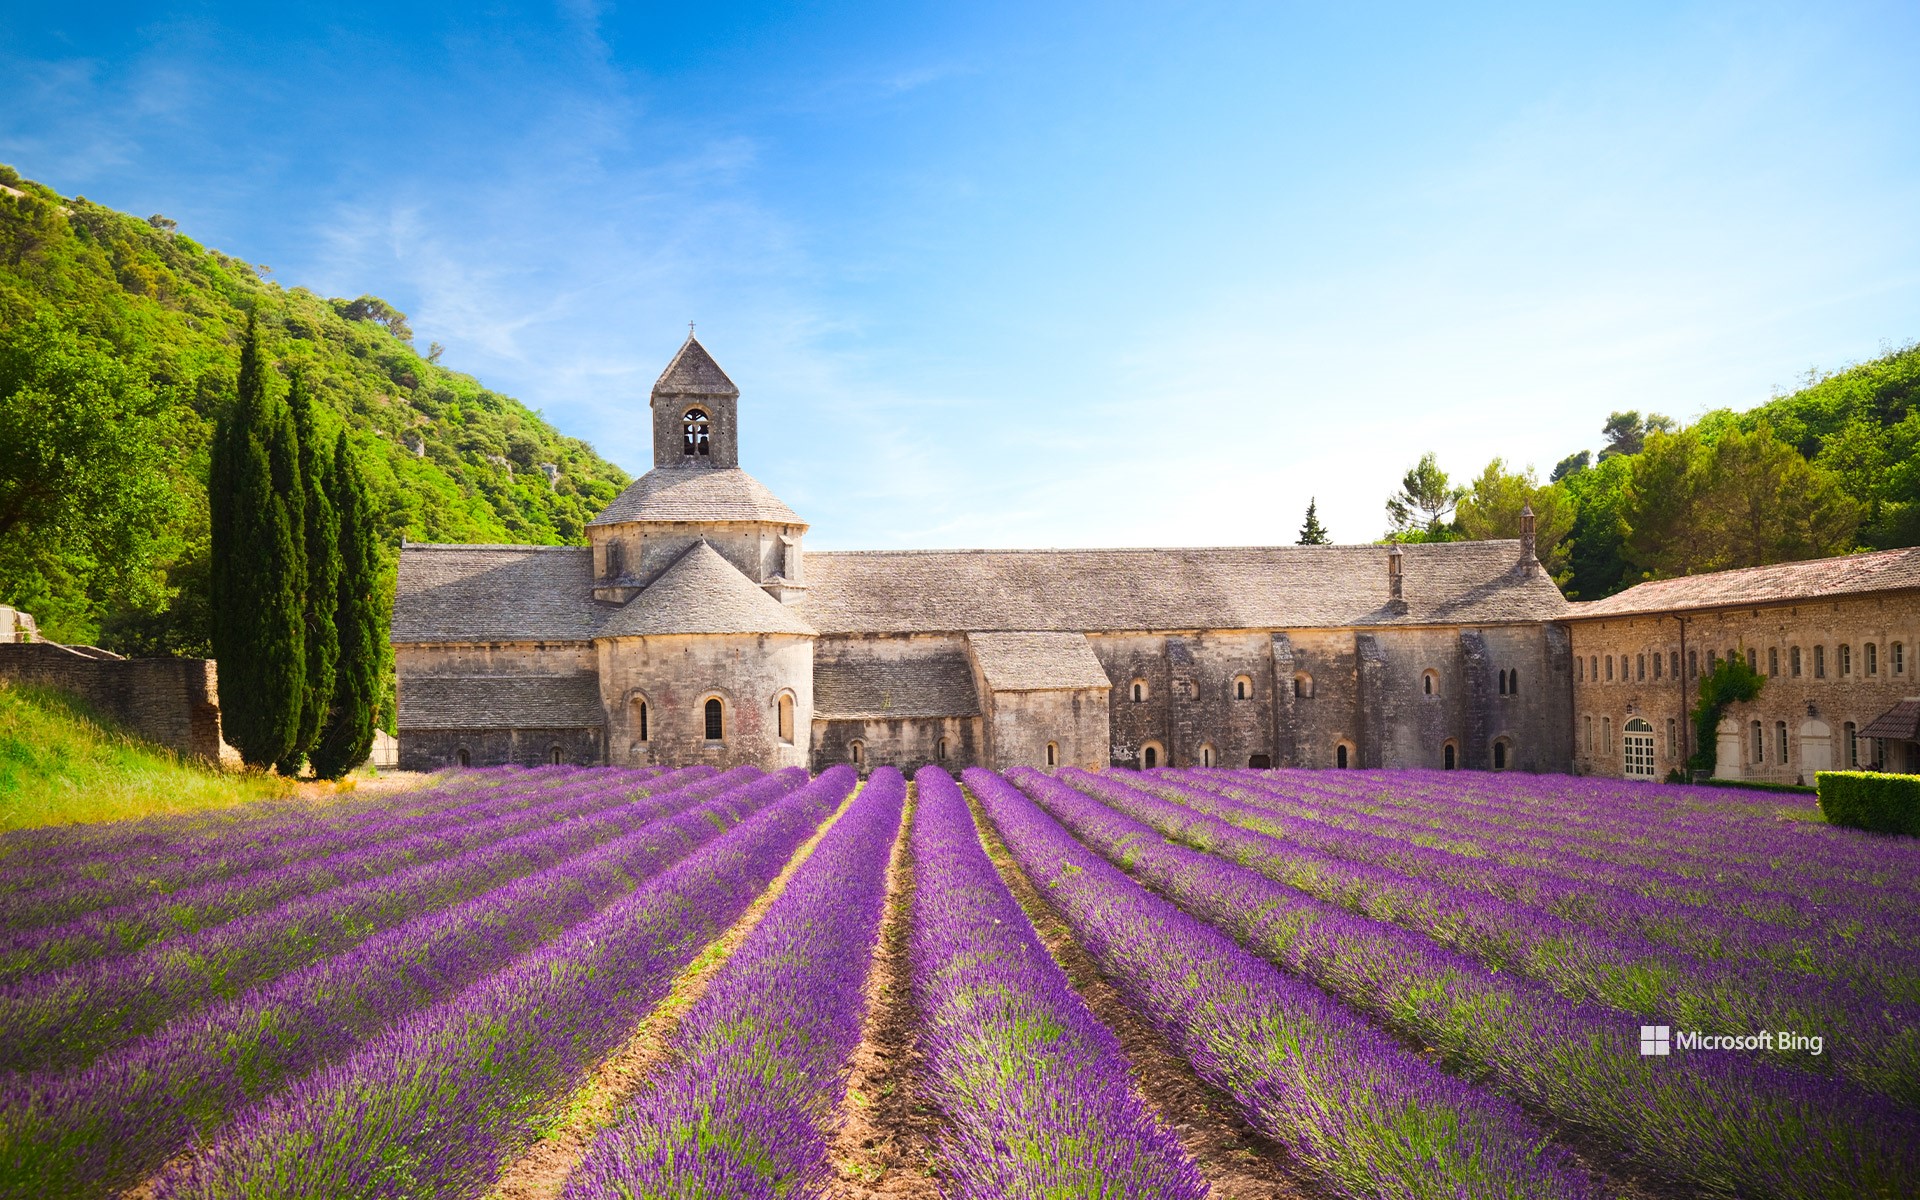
[0,681,294,830]
[0,165,629,652]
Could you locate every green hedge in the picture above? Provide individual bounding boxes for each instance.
[1816,771,1920,835]
[1706,778,1817,796]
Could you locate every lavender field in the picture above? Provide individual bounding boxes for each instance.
[1,765,1915,1200]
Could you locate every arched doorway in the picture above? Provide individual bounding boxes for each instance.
[1443,742,1457,770]
[1491,738,1510,770]
[1335,743,1350,769]
[1623,718,1655,780]
[1141,741,1163,769]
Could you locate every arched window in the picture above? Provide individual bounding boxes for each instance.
[1131,678,1147,703]
[1492,738,1511,770]
[1508,668,1518,695]
[1745,647,1756,672]
[682,408,710,456]
[1141,742,1163,769]
[1293,672,1313,699]
[1045,741,1059,767]
[1813,645,1825,678]
[1839,644,1851,676]
[1578,657,1585,682]
[1199,743,1215,767]
[456,747,470,767]
[1424,670,1439,696]
[1233,674,1253,701]
[1335,743,1350,769]
[1775,720,1789,763]
[937,737,949,761]
[1789,646,1801,676]
[704,697,724,741]
[1750,720,1764,763]
[631,696,649,742]
[1653,653,1663,680]
[1583,714,1593,752]
[1689,650,1699,677]
[1443,742,1457,770]
[777,693,795,744]
[549,745,565,765]
[1866,643,1878,675]
[849,739,865,766]
[1590,655,1598,681]
[1669,651,1680,678]
[1637,654,1646,681]
[1767,648,1778,676]
[1601,716,1611,747]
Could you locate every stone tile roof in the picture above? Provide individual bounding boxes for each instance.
[588,467,804,527]
[653,335,738,396]
[1861,698,1920,742]
[399,674,605,729]
[967,631,1112,692]
[393,545,606,644]
[794,541,1565,635]
[1568,547,1920,619]
[599,541,817,638]
[814,650,981,718]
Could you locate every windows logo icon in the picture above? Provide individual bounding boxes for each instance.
[1640,1025,1671,1056]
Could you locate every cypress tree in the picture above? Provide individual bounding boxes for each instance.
[284,371,340,773]
[210,314,306,770]
[311,430,384,779]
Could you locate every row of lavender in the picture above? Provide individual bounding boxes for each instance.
[0,766,808,1198]
[1021,768,1917,1199]
[1113,770,1920,1104]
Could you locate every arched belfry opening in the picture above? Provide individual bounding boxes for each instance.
[682,408,710,456]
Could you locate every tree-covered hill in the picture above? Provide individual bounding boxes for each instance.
[0,165,630,651]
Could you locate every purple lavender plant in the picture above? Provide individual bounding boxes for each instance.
[963,768,1597,1200]
[561,767,907,1200]
[0,770,804,1200]
[1030,767,1920,1200]
[908,766,1206,1200]
[150,767,857,1200]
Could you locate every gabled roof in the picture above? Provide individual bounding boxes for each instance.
[968,632,1112,692]
[814,648,981,718]
[399,674,604,729]
[393,545,605,644]
[653,335,738,396]
[598,541,816,638]
[1569,547,1920,619]
[588,467,804,527]
[1861,699,1920,742]
[793,541,1564,635]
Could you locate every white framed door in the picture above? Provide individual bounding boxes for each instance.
[1623,718,1657,780]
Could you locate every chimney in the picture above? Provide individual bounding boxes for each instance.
[1387,544,1406,612]
[1519,503,1537,571]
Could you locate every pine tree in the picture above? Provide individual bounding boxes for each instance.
[310,430,384,779]
[210,315,306,770]
[285,371,340,772]
[1297,497,1331,545]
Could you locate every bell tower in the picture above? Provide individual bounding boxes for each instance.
[651,333,740,468]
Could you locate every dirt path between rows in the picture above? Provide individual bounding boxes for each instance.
[826,787,946,1199]
[963,785,1320,1200]
[484,783,867,1200]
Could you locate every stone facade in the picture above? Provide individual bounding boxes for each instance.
[0,640,230,762]
[1568,559,1920,784]
[393,334,1588,775]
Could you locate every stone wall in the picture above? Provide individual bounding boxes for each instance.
[400,726,604,770]
[979,687,1109,770]
[812,715,981,775]
[1569,592,1920,784]
[590,521,804,600]
[597,632,813,771]
[0,641,228,761]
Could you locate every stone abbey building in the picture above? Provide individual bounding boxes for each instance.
[393,336,1920,780]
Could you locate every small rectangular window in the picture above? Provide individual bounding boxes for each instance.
[1896,642,1906,674]
[1606,656,1614,682]
[1768,647,1778,676]
[1751,721,1763,763]
[1652,653,1663,680]
[1867,643,1878,675]
[1746,648,1756,671]
[1670,651,1680,678]
[1602,716,1612,747]
[1814,645,1826,679]
[1790,647,1801,676]
[1666,718,1677,757]
[1845,722,1858,767]
[1578,657,1585,682]
[1689,651,1698,677]
[1584,715,1593,753]
[1777,721,1789,764]
[1637,654,1646,681]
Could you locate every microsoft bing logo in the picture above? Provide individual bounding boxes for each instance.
[1640,1025,1671,1056]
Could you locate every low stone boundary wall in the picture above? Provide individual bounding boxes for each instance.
[0,642,228,762]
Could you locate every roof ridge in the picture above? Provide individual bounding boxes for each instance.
[400,543,588,553]
[805,540,1522,557]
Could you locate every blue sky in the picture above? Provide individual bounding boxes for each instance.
[5,2,1918,549]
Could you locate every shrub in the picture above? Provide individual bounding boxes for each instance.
[1707,778,1817,796]
[1816,771,1920,835]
